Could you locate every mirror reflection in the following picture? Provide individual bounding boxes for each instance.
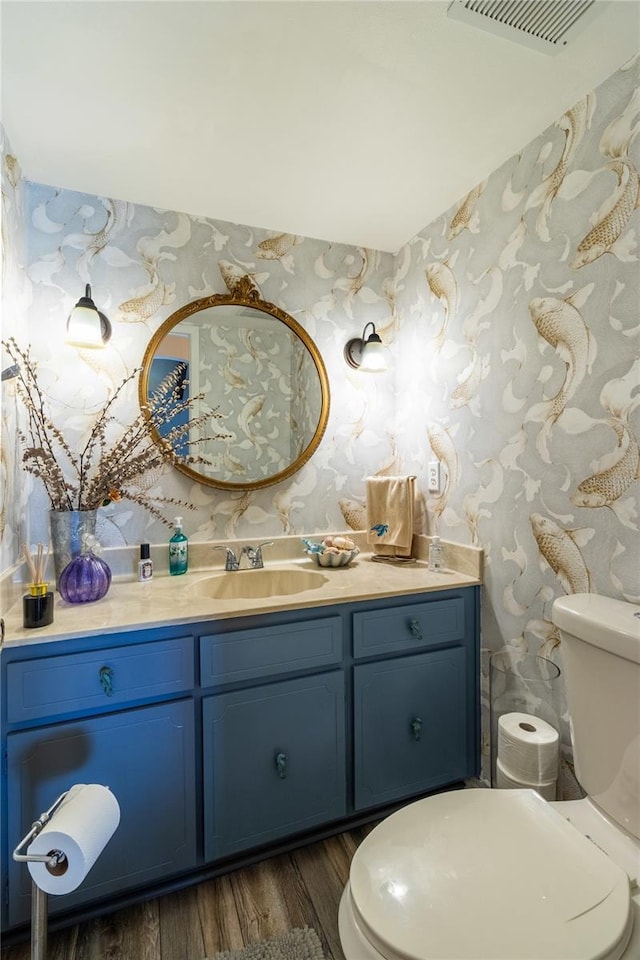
[140,294,330,490]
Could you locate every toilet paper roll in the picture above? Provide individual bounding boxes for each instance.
[27,784,120,895]
[497,712,559,783]
[495,758,557,801]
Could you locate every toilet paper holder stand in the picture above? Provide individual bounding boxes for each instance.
[12,790,70,960]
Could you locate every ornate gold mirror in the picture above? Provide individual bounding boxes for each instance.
[139,291,330,491]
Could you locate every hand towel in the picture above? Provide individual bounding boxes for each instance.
[366,475,416,558]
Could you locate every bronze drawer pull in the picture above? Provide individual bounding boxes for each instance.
[99,665,114,696]
[275,752,288,779]
[409,618,423,642]
[411,717,423,741]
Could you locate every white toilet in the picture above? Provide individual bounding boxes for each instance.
[339,594,640,960]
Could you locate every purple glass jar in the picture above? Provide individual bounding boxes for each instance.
[58,553,112,604]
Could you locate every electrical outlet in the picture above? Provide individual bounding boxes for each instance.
[428,460,441,492]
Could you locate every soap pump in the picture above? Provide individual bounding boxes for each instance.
[169,517,188,575]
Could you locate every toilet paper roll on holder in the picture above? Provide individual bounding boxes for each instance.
[12,790,70,960]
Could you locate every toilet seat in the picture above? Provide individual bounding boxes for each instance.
[348,789,633,960]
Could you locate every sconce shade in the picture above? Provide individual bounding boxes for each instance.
[66,284,112,348]
[344,322,388,372]
[1,364,19,382]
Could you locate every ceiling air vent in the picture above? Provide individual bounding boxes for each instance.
[447,0,603,55]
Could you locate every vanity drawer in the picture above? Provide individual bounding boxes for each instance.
[199,616,342,686]
[6,636,195,723]
[353,597,465,659]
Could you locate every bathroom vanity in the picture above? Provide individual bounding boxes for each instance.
[0,551,480,937]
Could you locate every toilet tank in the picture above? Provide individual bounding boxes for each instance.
[552,594,640,840]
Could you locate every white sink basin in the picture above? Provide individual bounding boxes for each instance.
[191,567,329,601]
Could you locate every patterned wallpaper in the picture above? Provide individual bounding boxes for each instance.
[394,56,639,673]
[392,57,639,755]
[1,59,638,726]
[192,314,320,483]
[0,155,395,555]
[0,129,29,575]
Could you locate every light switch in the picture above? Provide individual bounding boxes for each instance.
[428,460,441,492]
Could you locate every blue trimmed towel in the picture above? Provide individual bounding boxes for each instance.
[366,475,416,558]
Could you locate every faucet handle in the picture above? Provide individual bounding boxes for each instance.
[255,540,274,552]
[212,545,240,571]
[242,541,274,569]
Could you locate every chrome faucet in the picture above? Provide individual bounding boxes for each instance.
[212,541,274,571]
[240,541,274,569]
[212,545,240,571]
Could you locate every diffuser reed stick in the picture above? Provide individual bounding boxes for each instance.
[22,542,49,589]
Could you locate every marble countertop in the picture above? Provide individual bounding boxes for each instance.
[1,533,483,648]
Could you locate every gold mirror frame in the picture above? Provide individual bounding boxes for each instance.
[139,291,330,491]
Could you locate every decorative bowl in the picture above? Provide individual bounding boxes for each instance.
[308,547,359,568]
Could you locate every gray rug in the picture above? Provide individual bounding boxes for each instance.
[211,927,326,960]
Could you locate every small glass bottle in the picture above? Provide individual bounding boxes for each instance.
[428,536,443,572]
[169,517,188,576]
[23,582,54,628]
[138,543,153,582]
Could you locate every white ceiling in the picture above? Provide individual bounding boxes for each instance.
[2,0,638,252]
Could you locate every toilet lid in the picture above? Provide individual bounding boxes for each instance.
[350,789,632,960]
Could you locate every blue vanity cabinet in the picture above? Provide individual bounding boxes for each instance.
[352,591,478,811]
[199,615,346,860]
[2,632,197,929]
[0,584,479,938]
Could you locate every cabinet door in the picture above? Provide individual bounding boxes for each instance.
[203,672,346,860]
[6,700,196,927]
[354,647,468,810]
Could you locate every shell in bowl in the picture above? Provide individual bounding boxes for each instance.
[309,547,359,568]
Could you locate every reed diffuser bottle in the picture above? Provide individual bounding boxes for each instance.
[22,543,54,628]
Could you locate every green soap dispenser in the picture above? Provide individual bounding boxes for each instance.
[169,516,188,575]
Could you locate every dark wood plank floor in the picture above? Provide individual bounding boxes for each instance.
[0,824,374,960]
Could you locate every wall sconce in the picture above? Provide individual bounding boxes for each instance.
[1,364,19,382]
[65,284,112,348]
[344,322,388,372]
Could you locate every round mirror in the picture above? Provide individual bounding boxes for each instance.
[139,292,330,490]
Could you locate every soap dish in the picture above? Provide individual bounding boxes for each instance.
[309,548,359,568]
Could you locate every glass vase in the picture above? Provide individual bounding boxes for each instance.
[49,509,98,587]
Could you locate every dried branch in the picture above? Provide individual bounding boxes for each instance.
[2,338,231,523]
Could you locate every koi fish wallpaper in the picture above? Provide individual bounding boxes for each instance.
[2,58,638,761]
[393,56,639,659]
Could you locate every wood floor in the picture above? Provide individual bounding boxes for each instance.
[0,823,375,960]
